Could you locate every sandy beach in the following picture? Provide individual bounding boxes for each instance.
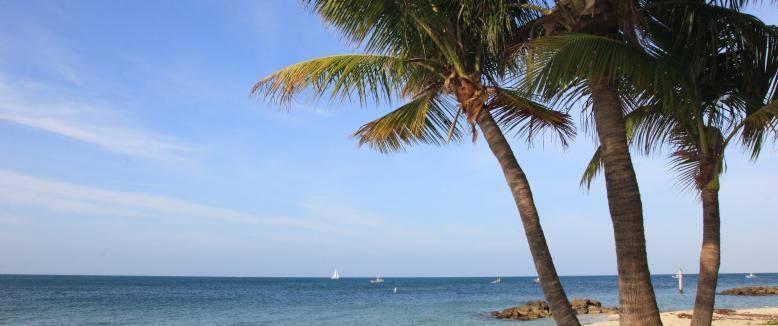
[587,307,778,325]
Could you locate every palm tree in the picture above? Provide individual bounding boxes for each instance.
[251,1,581,324]
[514,2,667,323]
[578,3,778,325]
[513,1,775,323]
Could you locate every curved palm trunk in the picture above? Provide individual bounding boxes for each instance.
[476,109,580,326]
[589,80,662,325]
[691,187,721,325]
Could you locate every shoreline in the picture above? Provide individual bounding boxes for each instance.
[585,307,778,325]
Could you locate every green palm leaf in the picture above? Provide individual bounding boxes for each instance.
[578,104,674,189]
[489,87,576,146]
[353,92,461,153]
[251,54,423,106]
[580,146,604,190]
[525,33,688,109]
[739,99,778,159]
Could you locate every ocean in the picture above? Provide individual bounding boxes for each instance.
[1,273,776,325]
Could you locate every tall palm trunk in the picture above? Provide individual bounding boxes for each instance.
[691,168,721,325]
[476,109,581,326]
[589,80,662,325]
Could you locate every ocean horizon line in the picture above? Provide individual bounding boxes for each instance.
[1,272,773,279]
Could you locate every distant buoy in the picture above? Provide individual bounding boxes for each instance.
[677,269,684,293]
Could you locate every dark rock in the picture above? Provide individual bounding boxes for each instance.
[492,298,617,320]
[720,286,778,296]
[677,313,693,319]
[570,298,610,315]
[715,308,736,315]
[492,300,550,320]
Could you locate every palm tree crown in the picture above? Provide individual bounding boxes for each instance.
[253,0,574,153]
[577,2,778,191]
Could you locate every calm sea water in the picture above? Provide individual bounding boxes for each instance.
[1,274,776,325]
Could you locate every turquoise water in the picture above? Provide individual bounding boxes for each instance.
[1,274,776,325]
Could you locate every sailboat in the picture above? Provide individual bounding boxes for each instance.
[533,277,540,283]
[370,276,384,284]
[330,269,340,280]
[746,272,758,279]
[491,277,501,284]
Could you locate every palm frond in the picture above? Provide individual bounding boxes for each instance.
[580,146,604,190]
[526,33,687,110]
[578,103,668,190]
[353,92,462,153]
[646,1,777,92]
[303,0,535,80]
[666,125,726,192]
[668,150,703,193]
[302,0,411,54]
[626,103,680,155]
[489,87,576,146]
[739,99,778,159]
[251,54,423,106]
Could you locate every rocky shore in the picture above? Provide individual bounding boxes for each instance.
[492,298,617,320]
[720,286,778,295]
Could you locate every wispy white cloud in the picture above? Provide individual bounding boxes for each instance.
[0,61,201,160]
[0,90,196,161]
[0,168,339,231]
[0,168,516,256]
[0,18,198,162]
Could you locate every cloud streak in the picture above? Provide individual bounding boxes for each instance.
[0,168,521,256]
[0,168,341,232]
[0,71,200,162]
[0,17,197,162]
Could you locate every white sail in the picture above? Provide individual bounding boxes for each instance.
[331,269,340,280]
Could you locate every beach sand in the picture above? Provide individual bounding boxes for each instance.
[586,307,778,325]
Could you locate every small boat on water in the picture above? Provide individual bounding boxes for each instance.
[370,276,384,284]
[533,277,540,283]
[746,272,758,279]
[330,269,340,280]
[491,277,501,284]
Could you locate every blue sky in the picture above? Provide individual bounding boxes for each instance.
[0,1,776,277]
